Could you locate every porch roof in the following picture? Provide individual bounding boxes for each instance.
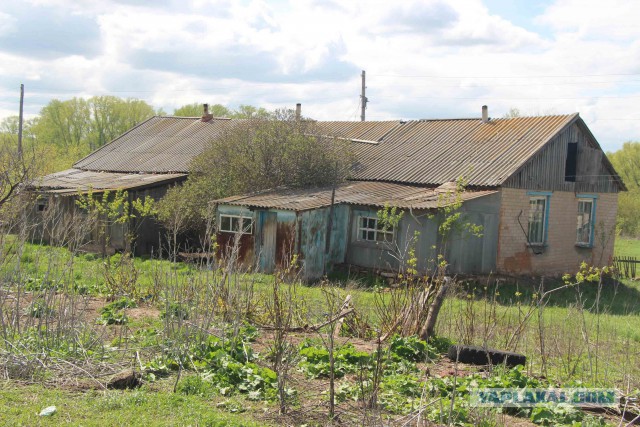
[29,168,186,195]
[215,181,497,212]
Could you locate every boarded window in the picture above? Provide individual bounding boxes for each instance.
[358,216,394,243]
[565,142,578,182]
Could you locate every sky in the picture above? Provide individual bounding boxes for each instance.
[1,0,639,152]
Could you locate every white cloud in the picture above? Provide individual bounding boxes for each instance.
[0,0,639,151]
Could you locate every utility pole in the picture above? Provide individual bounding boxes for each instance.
[17,83,24,160]
[360,70,367,121]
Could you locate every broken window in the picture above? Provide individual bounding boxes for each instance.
[36,197,49,213]
[219,214,253,234]
[527,196,548,245]
[565,142,578,182]
[357,216,394,243]
[576,198,595,247]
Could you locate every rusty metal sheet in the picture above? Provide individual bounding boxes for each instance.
[215,181,497,211]
[30,168,186,195]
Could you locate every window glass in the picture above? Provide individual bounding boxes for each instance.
[527,197,546,244]
[576,200,594,245]
[220,214,253,234]
[358,216,394,243]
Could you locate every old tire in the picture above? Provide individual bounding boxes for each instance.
[447,345,526,368]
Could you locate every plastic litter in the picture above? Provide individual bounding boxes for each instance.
[39,406,57,416]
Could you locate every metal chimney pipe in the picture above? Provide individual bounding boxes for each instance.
[295,103,301,120]
[203,103,209,115]
[481,105,489,123]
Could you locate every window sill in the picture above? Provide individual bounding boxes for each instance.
[352,240,395,250]
[575,243,593,249]
[526,243,547,248]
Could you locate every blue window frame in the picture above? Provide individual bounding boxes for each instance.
[527,192,551,245]
[576,194,597,247]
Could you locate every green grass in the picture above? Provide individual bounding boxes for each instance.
[615,237,640,258]
[0,382,271,427]
[4,240,640,390]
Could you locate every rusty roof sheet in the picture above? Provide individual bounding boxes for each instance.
[350,114,578,186]
[30,168,186,195]
[73,116,237,173]
[216,181,496,211]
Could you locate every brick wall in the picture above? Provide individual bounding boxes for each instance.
[497,188,618,275]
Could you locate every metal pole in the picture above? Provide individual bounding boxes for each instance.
[360,70,367,121]
[17,83,24,160]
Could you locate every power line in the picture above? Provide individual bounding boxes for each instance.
[370,72,640,79]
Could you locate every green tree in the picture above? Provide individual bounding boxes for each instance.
[157,108,353,232]
[31,96,155,155]
[608,141,640,236]
[88,96,155,149]
[173,103,232,117]
[172,103,270,119]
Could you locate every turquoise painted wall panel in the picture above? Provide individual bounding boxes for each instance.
[299,208,329,280]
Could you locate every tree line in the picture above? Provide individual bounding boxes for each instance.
[2,96,639,238]
[608,142,640,237]
[0,97,271,173]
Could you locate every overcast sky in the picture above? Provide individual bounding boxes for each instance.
[1,0,639,151]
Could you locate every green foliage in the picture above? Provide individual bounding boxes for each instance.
[529,402,605,426]
[24,276,59,291]
[98,297,137,325]
[160,302,190,320]
[428,335,456,354]
[26,299,55,318]
[157,108,354,233]
[388,334,438,362]
[436,176,484,243]
[176,375,215,397]
[298,341,372,379]
[377,204,404,231]
[155,326,279,401]
[172,103,271,119]
[31,96,155,153]
[609,142,640,236]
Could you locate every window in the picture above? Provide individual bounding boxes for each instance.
[527,196,548,245]
[576,198,596,246]
[36,198,48,213]
[357,216,394,243]
[565,142,578,182]
[219,214,253,234]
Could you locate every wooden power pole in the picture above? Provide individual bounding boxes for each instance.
[360,70,367,121]
[17,83,24,160]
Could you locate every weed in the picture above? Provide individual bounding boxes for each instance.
[388,334,438,362]
[98,297,137,325]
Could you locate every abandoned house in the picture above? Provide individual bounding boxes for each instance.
[30,106,625,277]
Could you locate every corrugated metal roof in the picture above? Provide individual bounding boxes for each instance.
[216,181,497,211]
[73,116,237,173]
[315,121,401,142]
[31,168,186,195]
[350,114,579,187]
[67,113,587,188]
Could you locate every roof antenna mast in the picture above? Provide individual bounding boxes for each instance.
[360,70,368,121]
